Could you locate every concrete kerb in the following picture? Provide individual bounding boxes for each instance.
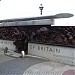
[25,54,49,60]
[4,53,20,58]
[4,51,49,60]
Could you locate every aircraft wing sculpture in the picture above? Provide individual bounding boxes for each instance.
[0,13,74,26]
[0,13,74,22]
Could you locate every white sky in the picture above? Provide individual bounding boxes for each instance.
[0,0,75,26]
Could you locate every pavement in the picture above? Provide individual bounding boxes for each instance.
[0,56,47,75]
[0,49,75,75]
[23,61,75,75]
[0,55,15,64]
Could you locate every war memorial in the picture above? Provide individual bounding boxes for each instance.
[0,13,75,75]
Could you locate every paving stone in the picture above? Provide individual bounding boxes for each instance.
[23,61,75,75]
[0,57,47,75]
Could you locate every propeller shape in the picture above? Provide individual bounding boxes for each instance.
[55,13,74,18]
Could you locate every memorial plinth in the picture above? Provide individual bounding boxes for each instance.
[0,39,16,50]
[0,14,74,66]
[28,42,75,66]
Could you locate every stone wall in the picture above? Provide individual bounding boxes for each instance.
[28,42,75,66]
[0,39,16,50]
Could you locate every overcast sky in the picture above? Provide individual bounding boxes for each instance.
[0,0,75,26]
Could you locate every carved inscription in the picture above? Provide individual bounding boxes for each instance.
[0,40,13,45]
[29,44,60,53]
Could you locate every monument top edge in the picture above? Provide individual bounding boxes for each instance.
[0,13,74,23]
[0,15,55,23]
[28,41,75,48]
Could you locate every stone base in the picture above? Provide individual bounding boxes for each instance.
[28,42,75,66]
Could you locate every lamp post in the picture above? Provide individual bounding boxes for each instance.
[39,4,44,15]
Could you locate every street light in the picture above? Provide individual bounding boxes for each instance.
[39,4,44,15]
